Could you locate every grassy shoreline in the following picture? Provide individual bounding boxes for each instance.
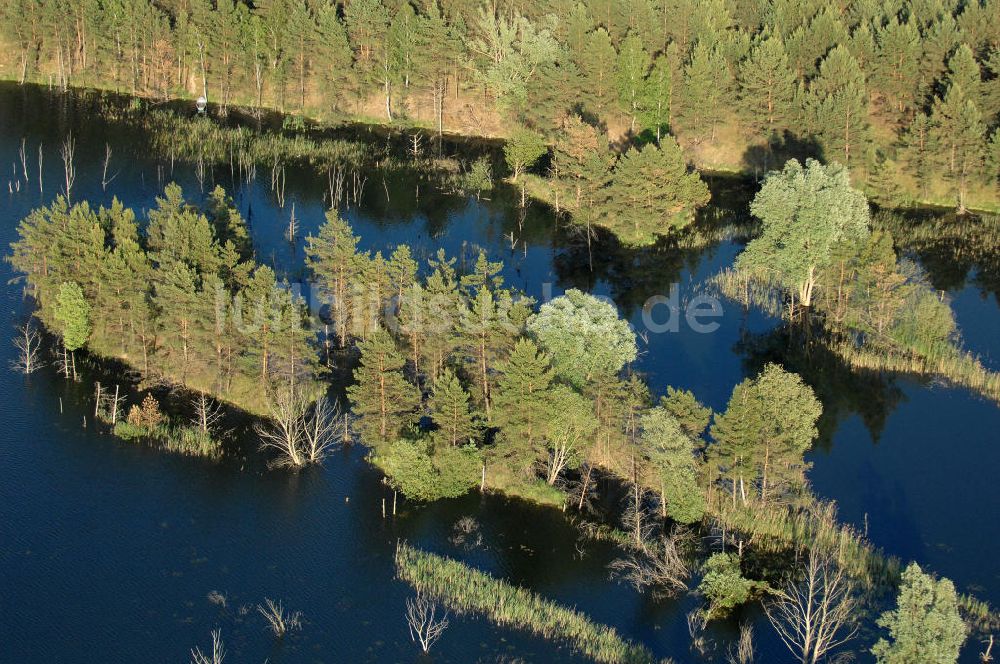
[3,75,996,214]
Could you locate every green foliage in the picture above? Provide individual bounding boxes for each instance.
[492,338,556,470]
[541,384,598,484]
[698,553,754,618]
[378,437,481,501]
[604,139,711,245]
[347,328,420,447]
[504,128,548,180]
[641,407,705,524]
[54,281,91,351]
[679,40,732,142]
[527,289,637,388]
[738,36,796,141]
[808,45,871,167]
[872,563,968,664]
[428,368,481,447]
[3,0,999,209]
[661,387,712,439]
[636,53,674,141]
[614,33,650,128]
[455,156,493,197]
[738,158,871,307]
[710,363,821,503]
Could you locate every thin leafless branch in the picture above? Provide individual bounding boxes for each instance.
[257,598,302,638]
[764,549,858,664]
[405,593,449,654]
[190,629,225,664]
[11,322,45,374]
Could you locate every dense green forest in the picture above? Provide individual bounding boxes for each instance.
[1,0,999,209]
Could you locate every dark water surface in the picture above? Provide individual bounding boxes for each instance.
[1,83,998,663]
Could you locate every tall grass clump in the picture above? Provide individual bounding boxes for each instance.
[394,542,659,664]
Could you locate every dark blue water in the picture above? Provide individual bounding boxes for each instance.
[1,84,997,663]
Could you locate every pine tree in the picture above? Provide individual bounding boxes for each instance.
[809,45,871,167]
[680,40,731,143]
[784,6,848,80]
[615,33,650,133]
[428,368,481,447]
[604,139,710,245]
[661,386,712,439]
[900,112,934,199]
[943,43,982,110]
[306,211,364,347]
[347,328,420,447]
[457,286,505,416]
[930,86,987,211]
[152,261,212,383]
[636,53,673,143]
[550,114,614,260]
[313,1,353,105]
[872,563,968,664]
[873,17,922,120]
[738,35,797,143]
[492,339,555,472]
[709,363,821,504]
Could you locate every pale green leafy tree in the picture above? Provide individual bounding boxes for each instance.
[738,159,871,308]
[527,289,637,388]
[504,128,547,181]
[541,384,597,485]
[872,563,967,664]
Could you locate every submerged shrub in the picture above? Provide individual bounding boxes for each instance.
[698,553,754,619]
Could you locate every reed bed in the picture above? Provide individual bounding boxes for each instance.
[830,341,1000,404]
[140,111,370,167]
[394,542,659,664]
[710,268,787,319]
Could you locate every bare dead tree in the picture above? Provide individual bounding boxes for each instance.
[257,598,302,637]
[256,388,345,468]
[192,392,223,436]
[61,135,75,201]
[286,202,298,243]
[764,549,858,664]
[982,635,995,663]
[37,142,43,194]
[190,629,225,664]
[19,137,28,184]
[11,322,45,374]
[255,387,307,468]
[301,395,344,464]
[687,608,710,656]
[405,594,449,654]
[609,527,691,599]
[727,622,755,664]
[101,143,119,191]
